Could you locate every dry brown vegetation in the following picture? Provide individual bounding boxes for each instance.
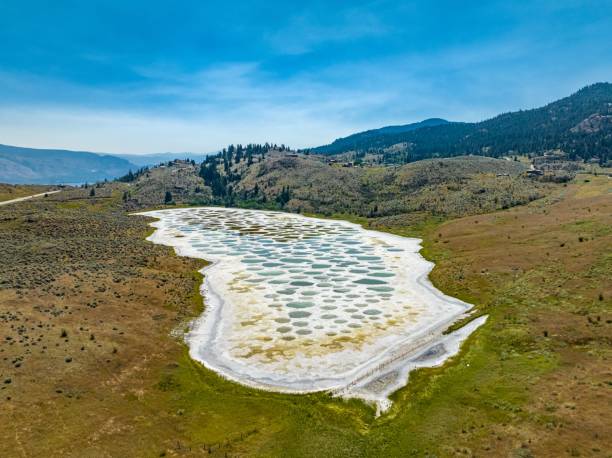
[0,171,609,457]
[0,184,55,202]
[123,161,211,209]
[0,188,205,456]
[417,174,611,456]
[121,154,549,223]
[236,155,548,219]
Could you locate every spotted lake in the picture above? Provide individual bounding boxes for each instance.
[139,207,483,408]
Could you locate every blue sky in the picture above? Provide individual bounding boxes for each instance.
[0,0,610,153]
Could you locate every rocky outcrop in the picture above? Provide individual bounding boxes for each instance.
[570,113,612,134]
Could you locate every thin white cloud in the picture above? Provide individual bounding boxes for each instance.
[265,6,391,55]
[1,17,610,154]
[0,59,397,152]
[0,103,368,154]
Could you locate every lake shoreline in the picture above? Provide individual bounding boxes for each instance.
[137,206,487,411]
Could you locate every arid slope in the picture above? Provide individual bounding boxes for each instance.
[0,173,609,457]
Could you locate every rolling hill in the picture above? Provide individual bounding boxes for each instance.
[122,149,549,232]
[1,123,610,458]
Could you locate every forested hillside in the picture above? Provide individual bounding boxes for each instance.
[311,83,612,163]
[314,118,449,155]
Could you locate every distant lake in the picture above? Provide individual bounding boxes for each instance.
[139,207,475,400]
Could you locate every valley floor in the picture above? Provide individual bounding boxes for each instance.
[0,175,610,457]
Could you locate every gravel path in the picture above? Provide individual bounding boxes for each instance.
[0,190,61,206]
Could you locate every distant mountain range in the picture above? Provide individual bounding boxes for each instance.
[0,145,137,184]
[312,83,612,163]
[1,83,610,184]
[0,145,211,184]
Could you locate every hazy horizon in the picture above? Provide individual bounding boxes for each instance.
[1,1,611,154]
